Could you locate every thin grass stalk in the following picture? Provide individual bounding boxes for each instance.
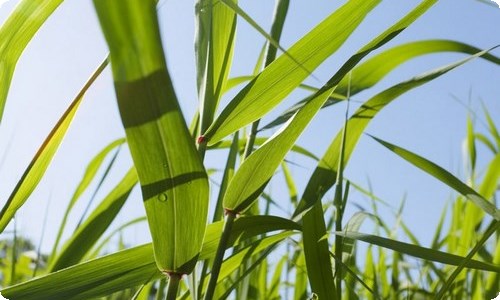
[204,211,236,300]
[10,216,17,285]
[166,273,181,300]
[204,1,289,297]
[155,278,167,300]
[197,132,239,299]
[242,0,289,160]
[49,58,109,258]
[33,193,51,278]
[334,72,351,298]
[76,146,121,228]
[434,219,500,299]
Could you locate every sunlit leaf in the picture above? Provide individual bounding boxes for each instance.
[0,59,108,233]
[93,0,209,275]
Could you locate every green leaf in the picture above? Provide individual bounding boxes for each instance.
[335,231,500,273]
[48,168,138,271]
[370,135,500,220]
[93,0,209,275]
[0,0,64,122]
[214,232,294,290]
[263,39,500,130]
[203,0,382,144]
[195,0,237,134]
[86,216,147,260]
[222,85,336,213]
[293,48,497,219]
[51,138,125,259]
[0,59,108,233]
[1,215,300,299]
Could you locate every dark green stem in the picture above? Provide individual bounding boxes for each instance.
[204,211,236,300]
[165,273,181,300]
[242,120,260,159]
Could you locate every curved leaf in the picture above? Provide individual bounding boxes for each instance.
[262,40,500,130]
[0,59,108,233]
[335,231,500,272]
[370,135,500,220]
[293,48,497,219]
[203,0,382,144]
[48,168,138,271]
[1,215,300,299]
[0,0,64,122]
[51,138,125,258]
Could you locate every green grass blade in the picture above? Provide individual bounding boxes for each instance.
[93,0,209,275]
[293,252,307,300]
[263,39,500,130]
[85,216,147,260]
[370,135,500,220]
[0,59,108,233]
[2,244,161,300]
[214,232,294,290]
[2,215,299,299]
[195,0,237,134]
[482,104,500,151]
[212,132,239,222]
[0,0,64,122]
[434,220,500,299]
[337,39,500,98]
[302,201,336,299]
[293,48,496,219]
[51,138,125,259]
[203,0,382,144]
[268,255,287,299]
[466,115,477,176]
[281,162,298,205]
[223,0,440,213]
[335,231,500,272]
[222,86,336,213]
[48,168,138,271]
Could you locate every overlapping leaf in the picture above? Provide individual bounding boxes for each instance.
[1,215,300,299]
[203,0,382,144]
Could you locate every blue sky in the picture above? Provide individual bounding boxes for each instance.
[0,0,499,254]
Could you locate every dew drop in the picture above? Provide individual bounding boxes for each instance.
[158,193,168,202]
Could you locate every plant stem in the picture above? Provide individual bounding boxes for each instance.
[242,120,260,160]
[204,211,236,300]
[166,273,181,300]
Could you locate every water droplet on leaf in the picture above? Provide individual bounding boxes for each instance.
[158,193,168,202]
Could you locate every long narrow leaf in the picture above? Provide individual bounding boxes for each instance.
[195,0,237,134]
[203,0,382,144]
[2,215,300,299]
[293,48,497,219]
[263,39,500,130]
[0,0,64,122]
[335,231,500,272]
[93,0,209,275]
[0,59,108,232]
[48,168,138,271]
[51,138,125,258]
[370,136,500,220]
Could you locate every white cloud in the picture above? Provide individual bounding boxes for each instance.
[0,292,9,300]
[493,292,500,300]
[491,0,500,7]
[0,0,10,8]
